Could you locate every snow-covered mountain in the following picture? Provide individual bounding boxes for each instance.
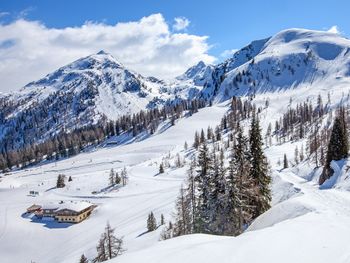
[0,50,189,151]
[176,60,214,86]
[200,28,350,101]
[19,50,170,120]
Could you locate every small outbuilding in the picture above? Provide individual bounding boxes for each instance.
[26,204,42,213]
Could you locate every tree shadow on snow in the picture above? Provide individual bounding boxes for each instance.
[136,225,161,238]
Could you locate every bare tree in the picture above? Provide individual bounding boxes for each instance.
[94,222,125,262]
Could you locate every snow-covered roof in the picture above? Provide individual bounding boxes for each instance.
[56,201,93,212]
[42,201,93,212]
[42,203,60,210]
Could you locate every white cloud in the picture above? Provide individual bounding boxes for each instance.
[220,48,238,58]
[327,25,340,34]
[173,17,190,31]
[0,13,215,92]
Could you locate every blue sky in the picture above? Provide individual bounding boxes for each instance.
[1,0,348,57]
[0,0,349,91]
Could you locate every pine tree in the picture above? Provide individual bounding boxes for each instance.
[56,174,66,188]
[327,110,349,162]
[200,129,206,143]
[283,154,288,169]
[115,172,121,184]
[187,157,197,233]
[320,109,349,184]
[68,176,73,182]
[159,163,164,174]
[294,146,299,165]
[249,115,271,218]
[299,144,305,162]
[226,123,253,235]
[79,254,88,263]
[109,168,115,186]
[175,153,182,168]
[121,167,128,186]
[195,141,212,233]
[147,212,157,232]
[193,131,200,149]
[207,148,226,234]
[160,214,165,225]
[184,141,188,150]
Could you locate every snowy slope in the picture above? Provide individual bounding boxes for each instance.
[112,158,350,263]
[0,103,228,263]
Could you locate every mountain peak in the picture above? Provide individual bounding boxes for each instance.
[177,61,209,80]
[96,50,109,55]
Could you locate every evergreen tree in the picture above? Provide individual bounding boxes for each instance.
[147,212,157,232]
[187,157,197,233]
[249,115,271,217]
[326,111,349,162]
[208,148,226,234]
[193,131,200,149]
[320,109,349,184]
[226,124,252,235]
[121,167,128,186]
[115,172,121,184]
[159,163,164,174]
[294,146,299,164]
[175,153,182,168]
[56,174,66,188]
[195,141,212,232]
[184,141,188,150]
[283,154,288,169]
[200,129,206,143]
[109,168,115,186]
[79,254,88,263]
[160,214,165,225]
[68,176,73,182]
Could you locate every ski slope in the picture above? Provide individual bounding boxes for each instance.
[0,103,228,263]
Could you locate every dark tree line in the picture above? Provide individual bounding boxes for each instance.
[271,95,328,144]
[0,98,206,172]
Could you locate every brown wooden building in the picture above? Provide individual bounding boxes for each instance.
[55,203,95,223]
